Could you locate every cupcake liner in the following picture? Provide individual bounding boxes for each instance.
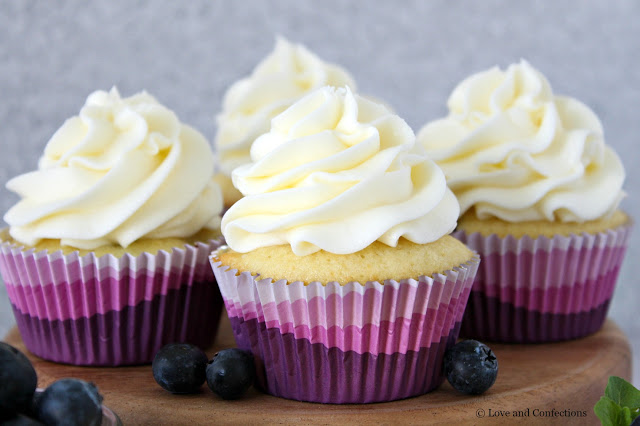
[0,233,225,366]
[454,222,632,343]
[210,251,479,404]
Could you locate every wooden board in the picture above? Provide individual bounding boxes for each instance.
[4,316,631,425]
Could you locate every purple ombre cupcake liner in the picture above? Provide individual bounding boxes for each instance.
[453,221,632,343]
[0,231,225,365]
[210,250,479,403]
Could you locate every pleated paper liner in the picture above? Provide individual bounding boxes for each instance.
[210,250,479,404]
[453,221,632,343]
[0,231,225,366]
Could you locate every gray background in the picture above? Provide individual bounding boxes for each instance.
[1,1,638,386]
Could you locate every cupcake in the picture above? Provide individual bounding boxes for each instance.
[210,86,480,403]
[417,61,631,343]
[0,88,225,365]
[214,36,357,209]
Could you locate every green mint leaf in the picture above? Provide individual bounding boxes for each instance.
[605,377,640,410]
[621,407,633,425]
[595,396,624,426]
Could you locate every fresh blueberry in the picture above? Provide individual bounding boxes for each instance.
[37,379,103,426]
[21,390,43,421]
[0,342,38,420]
[206,348,255,400]
[152,343,208,394]
[443,340,498,395]
[2,413,43,425]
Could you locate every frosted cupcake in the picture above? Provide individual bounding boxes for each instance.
[0,88,225,365]
[210,86,480,403]
[213,37,357,208]
[417,61,631,343]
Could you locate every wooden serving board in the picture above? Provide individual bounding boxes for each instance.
[4,315,631,425]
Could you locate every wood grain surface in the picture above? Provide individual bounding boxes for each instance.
[4,315,631,425]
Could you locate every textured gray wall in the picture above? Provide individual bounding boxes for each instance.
[1,1,639,385]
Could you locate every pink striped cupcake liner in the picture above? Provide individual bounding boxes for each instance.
[0,230,225,366]
[454,222,632,343]
[210,249,480,404]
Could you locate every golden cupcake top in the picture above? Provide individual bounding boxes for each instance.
[417,60,625,224]
[457,209,629,238]
[4,88,223,250]
[0,228,221,257]
[214,235,472,284]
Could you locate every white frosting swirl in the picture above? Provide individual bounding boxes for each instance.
[222,86,459,256]
[5,88,223,249]
[215,37,357,176]
[417,60,625,222]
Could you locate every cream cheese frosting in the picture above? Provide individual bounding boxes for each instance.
[417,60,625,223]
[215,37,357,177]
[4,88,223,249]
[222,86,459,256]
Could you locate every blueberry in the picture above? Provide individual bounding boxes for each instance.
[0,342,38,420]
[206,348,255,400]
[443,340,498,395]
[2,413,43,425]
[21,391,43,421]
[152,343,208,394]
[37,379,103,426]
